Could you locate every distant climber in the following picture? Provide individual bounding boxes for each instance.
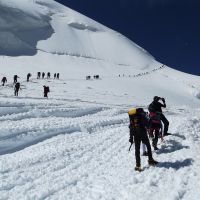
[13,75,19,83]
[148,96,170,136]
[128,108,158,171]
[1,77,7,86]
[37,72,41,79]
[94,75,99,79]
[47,72,51,79]
[42,72,45,79]
[86,76,91,80]
[27,73,31,82]
[14,82,21,96]
[56,73,60,79]
[43,85,50,98]
[54,73,56,79]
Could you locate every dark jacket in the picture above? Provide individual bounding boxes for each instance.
[129,110,149,139]
[2,77,7,82]
[15,82,20,90]
[149,101,166,113]
[43,86,50,93]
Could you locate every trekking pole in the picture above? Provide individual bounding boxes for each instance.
[128,143,133,152]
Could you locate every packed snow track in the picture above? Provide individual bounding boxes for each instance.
[1,94,200,200]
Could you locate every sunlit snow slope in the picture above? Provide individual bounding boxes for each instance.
[0,0,154,67]
[0,0,200,106]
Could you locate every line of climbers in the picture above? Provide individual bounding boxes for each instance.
[86,75,100,80]
[118,64,165,78]
[37,72,60,79]
[1,72,59,98]
[128,96,170,172]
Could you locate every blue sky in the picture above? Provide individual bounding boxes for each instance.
[56,0,199,75]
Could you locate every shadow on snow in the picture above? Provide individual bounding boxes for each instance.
[157,158,193,170]
[157,139,189,154]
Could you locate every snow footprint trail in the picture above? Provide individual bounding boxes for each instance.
[1,100,200,200]
[121,108,200,200]
[0,97,129,199]
[0,98,128,155]
[0,126,128,200]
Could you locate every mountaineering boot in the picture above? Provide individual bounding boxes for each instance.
[148,159,158,166]
[154,146,159,150]
[135,166,142,172]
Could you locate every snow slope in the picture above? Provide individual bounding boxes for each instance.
[1,0,200,199]
[0,80,200,200]
[0,0,200,106]
[0,0,154,68]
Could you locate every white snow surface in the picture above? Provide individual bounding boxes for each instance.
[1,0,200,199]
[0,0,200,107]
[0,79,200,200]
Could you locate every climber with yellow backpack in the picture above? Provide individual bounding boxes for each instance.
[128,108,158,171]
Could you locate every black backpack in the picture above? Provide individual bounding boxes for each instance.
[148,102,156,113]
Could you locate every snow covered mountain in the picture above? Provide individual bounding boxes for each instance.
[0,0,200,107]
[1,1,200,200]
[0,0,155,67]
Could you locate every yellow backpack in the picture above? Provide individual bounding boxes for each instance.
[128,108,145,128]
